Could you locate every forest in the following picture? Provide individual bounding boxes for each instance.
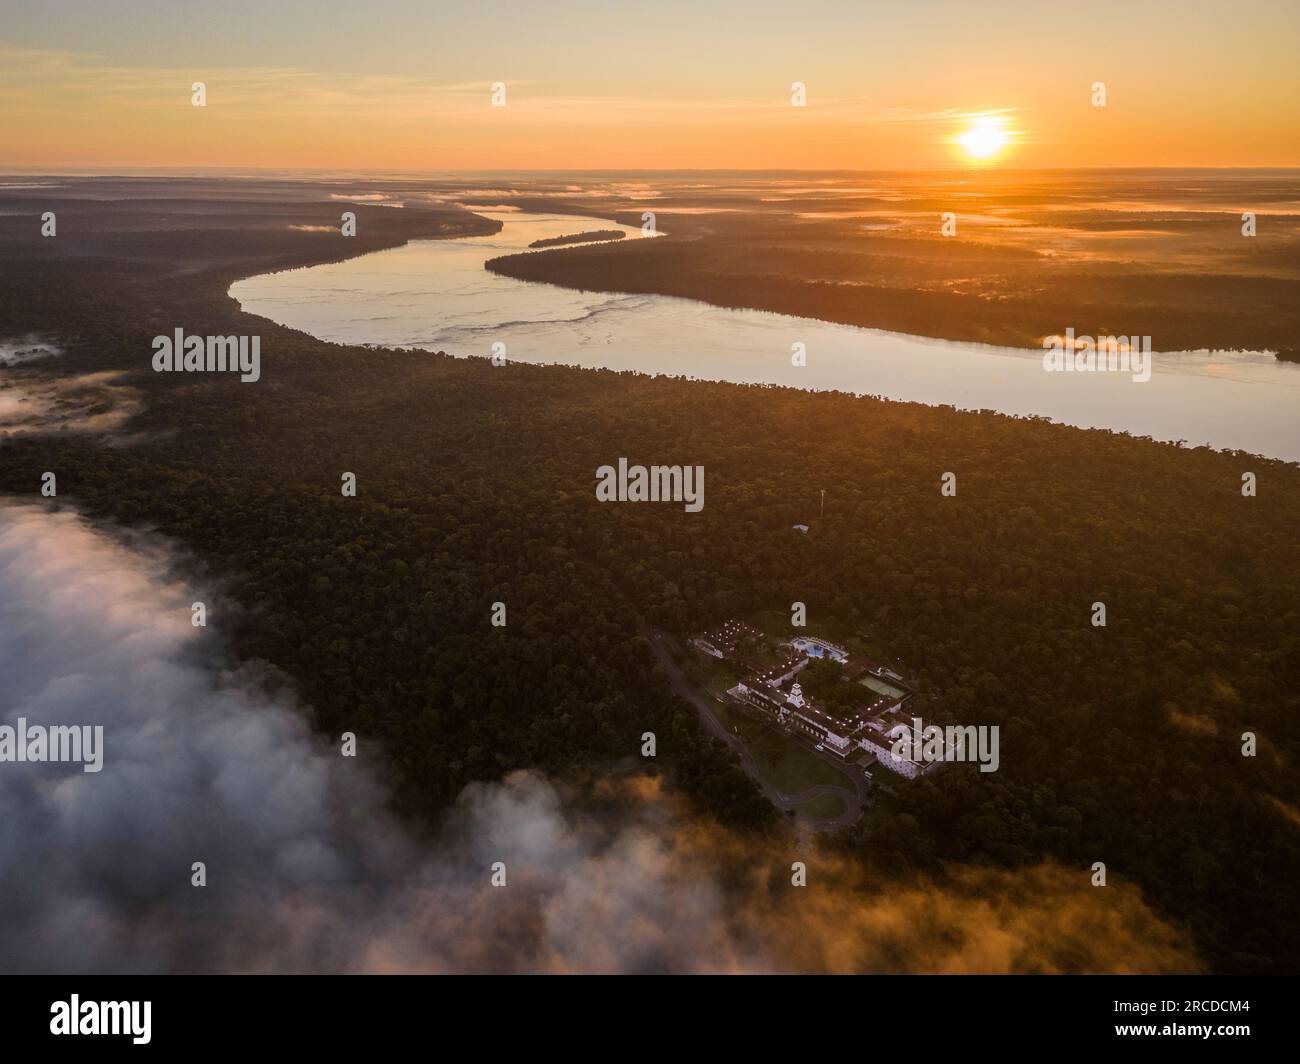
[529,230,626,249]
[0,181,1298,973]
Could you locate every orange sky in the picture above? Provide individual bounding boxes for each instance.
[2,0,1297,170]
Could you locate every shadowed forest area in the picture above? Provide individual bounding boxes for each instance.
[1,179,1298,973]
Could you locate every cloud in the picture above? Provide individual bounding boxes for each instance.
[0,368,141,439]
[1267,797,1300,833]
[0,503,1199,973]
[0,44,1016,130]
[1166,704,1219,737]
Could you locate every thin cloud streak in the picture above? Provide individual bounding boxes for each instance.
[0,45,1018,128]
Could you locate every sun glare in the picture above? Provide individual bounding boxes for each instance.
[957,118,1012,161]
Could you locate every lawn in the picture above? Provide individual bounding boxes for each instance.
[792,792,847,820]
[698,658,744,698]
[713,700,851,794]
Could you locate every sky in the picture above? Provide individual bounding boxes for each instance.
[1,0,1297,171]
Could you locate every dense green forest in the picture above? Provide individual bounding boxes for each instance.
[1,184,1298,973]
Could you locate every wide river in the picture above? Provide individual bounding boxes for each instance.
[231,210,1300,462]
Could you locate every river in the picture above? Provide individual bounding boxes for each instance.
[230,209,1300,462]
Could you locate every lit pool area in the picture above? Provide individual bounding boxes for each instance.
[791,636,848,662]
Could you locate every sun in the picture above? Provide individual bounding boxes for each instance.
[956,117,1011,161]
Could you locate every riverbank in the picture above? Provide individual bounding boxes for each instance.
[233,207,1300,462]
[480,170,1300,362]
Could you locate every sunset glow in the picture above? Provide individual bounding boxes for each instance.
[0,0,1297,170]
[956,118,1013,161]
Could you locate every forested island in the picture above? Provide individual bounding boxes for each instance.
[1,177,1298,974]
[528,229,625,249]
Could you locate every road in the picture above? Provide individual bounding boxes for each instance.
[643,627,867,830]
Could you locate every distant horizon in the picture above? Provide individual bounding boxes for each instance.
[5,165,1300,178]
